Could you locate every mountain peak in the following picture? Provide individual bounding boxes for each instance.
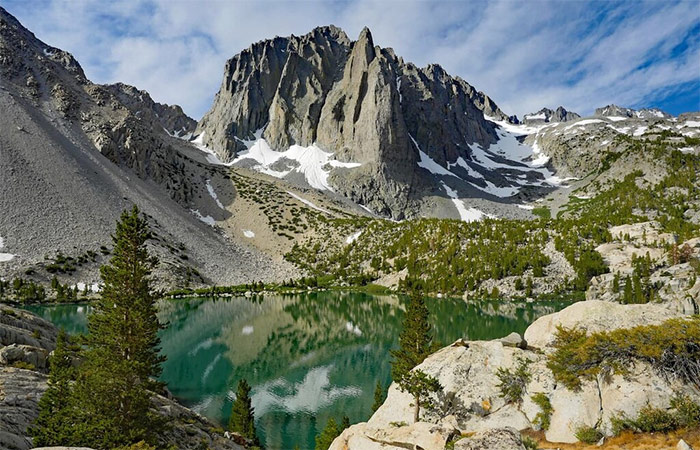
[523,106,580,124]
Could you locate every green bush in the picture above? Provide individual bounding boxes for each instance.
[531,393,553,431]
[610,394,700,436]
[574,425,603,444]
[547,317,700,390]
[521,435,539,450]
[11,361,36,370]
[496,357,531,404]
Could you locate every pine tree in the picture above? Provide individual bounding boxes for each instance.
[390,290,441,423]
[65,206,166,448]
[315,417,340,450]
[390,291,433,383]
[30,329,75,446]
[341,415,350,431]
[371,380,384,413]
[229,378,260,447]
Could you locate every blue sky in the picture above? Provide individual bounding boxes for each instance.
[4,0,699,120]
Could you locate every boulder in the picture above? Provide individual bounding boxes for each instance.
[678,439,694,450]
[329,422,456,450]
[368,341,535,431]
[524,300,676,350]
[0,343,48,370]
[454,427,526,450]
[497,332,527,349]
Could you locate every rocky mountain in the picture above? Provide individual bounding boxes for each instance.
[195,26,557,220]
[521,106,580,124]
[103,82,197,138]
[0,7,295,289]
[594,104,671,119]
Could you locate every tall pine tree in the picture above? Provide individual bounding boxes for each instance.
[67,206,166,448]
[390,289,441,423]
[229,378,260,448]
[30,329,75,446]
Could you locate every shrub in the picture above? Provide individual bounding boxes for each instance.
[609,394,700,436]
[12,361,36,370]
[574,425,603,444]
[634,404,677,433]
[521,435,539,450]
[496,357,532,404]
[531,393,553,431]
[547,317,700,390]
[671,393,700,428]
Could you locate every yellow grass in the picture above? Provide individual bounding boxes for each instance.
[522,429,700,449]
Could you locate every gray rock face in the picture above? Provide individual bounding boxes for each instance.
[594,104,671,119]
[103,82,197,137]
[0,367,47,450]
[196,25,512,219]
[522,106,580,124]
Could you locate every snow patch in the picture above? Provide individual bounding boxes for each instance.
[243,230,255,238]
[345,230,362,244]
[517,204,534,210]
[605,116,628,122]
[0,234,15,262]
[206,180,224,209]
[241,325,254,335]
[190,209,215,226]
[287,191,331,214]
[232,137,361,191]
[441,182,491,222]
[524,112,546,120]
[564,119,604,129]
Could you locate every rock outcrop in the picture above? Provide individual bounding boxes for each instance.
[332,301,699,448]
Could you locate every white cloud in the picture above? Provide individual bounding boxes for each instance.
[3,0,698,119]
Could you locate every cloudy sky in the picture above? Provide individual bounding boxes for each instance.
[4,0,699,120]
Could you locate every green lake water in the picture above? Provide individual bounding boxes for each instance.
[24,292,569,450]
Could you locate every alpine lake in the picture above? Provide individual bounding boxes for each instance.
[24,291,571,450]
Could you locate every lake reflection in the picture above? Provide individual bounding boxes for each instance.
[25,292,569,450]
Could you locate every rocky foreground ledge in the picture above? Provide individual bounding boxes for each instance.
[0,304,247,450]
[331,300,700,450]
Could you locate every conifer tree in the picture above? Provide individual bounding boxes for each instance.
[30,329,75,446]
[391,291,434,382]
[315,417,340,450]
[229,378,260,447]
[390,289,441,423]
[66,206,165,448]
[341,415,350,430]
[371,380,384,413]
